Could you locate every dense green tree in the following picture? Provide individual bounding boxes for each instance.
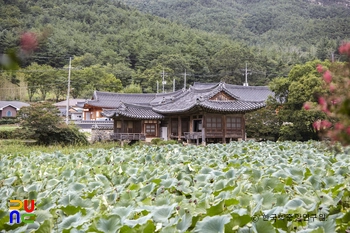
[1,0,349,102]
[23,63,56,101]
[52,71,68,102]
[18,102,88,145]
[268,60,331,141]
[122,81,143,93]
[246,107,281,141]
[123,0,350,60]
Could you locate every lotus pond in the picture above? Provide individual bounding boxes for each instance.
[0,141,349,233]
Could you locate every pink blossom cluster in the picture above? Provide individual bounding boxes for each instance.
[339,42,350,56]
[305,42,350,145]
[20,32,38,54]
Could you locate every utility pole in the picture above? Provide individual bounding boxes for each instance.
[162,69,166,93]
[243,62,250,86]
[184,69,187,89]
[65,57,72,125]
[156,81,159,93]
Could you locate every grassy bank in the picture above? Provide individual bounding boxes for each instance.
[0,124,19,131]
[0,139,121,155]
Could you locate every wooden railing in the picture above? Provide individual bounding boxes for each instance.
[184,132,202,140]
[184,130,243,139]
[110,133,146,141]
[78,120,113,124]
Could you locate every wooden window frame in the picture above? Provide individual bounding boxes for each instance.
[226,117,242,129]
[145,123,157,136]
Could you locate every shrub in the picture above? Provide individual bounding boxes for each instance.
[0,130,14,139]
[150,138,163,145]
[18,102,88,146]
[0,117,20,125]
[151,138,178,145]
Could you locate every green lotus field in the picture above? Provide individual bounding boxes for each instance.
[0,141,349,232]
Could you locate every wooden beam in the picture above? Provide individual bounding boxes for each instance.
[242,114,246,140]
[223,115,226,143]
[167,118,171,140]
[121,118,125,133]
[189,115,193,132]
[178,116,182,141]
[141,120,144,134]
[202,114,206,145]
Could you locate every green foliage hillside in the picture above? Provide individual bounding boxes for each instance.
[122,0,350,56]
[1,0,349,101]
[0,0,333,101]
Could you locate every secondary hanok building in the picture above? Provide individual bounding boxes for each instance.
[83,82,272,144]
[0,101,30,118]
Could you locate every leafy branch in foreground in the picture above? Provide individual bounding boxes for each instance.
[305,42,350,145]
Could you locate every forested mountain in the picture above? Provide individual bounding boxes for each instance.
[0,0,348,101]
[122,0,350,54]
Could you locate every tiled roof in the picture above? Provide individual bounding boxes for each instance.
[193,82,272,101]
[86,91,157,108]
[199,100,266,112]
[93,82,272,118]
[0,101,30,110]
[150,89,185,105]
[103,103,164,119]
[224,84,272,102]
[152,82,271,113]
[53,99,87,107]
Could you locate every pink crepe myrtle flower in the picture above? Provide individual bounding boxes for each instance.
[316,64,324,73]
[329,83,336,92]
[318,97,326,107]
[313,120,321,131]
[347,127,350,136]
[323,70,332,84]
[320,120,332,129]
[20,32,38,53]
[335,123,344,130]
[303,102,311,110]
[339,42,350,55]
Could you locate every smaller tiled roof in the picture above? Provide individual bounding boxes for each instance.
[0,101,29,110]
[103,103,164,119]
[150,89,186,105]
[53,99,86,107]
[152,82,271,114]
[199,100,266,112]
[86,91,157,108]
[224,84,272,102]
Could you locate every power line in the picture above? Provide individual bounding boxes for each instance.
[0,68,81,73]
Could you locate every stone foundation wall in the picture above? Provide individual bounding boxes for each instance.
[91,126,114,143]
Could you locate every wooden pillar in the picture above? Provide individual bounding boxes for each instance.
[121,118,125,133]
[189,115,193,132]
[222,115,226,143]
[202,128,206,146]
[113,118,117,133]
[202,114,206,145]
[167,118,171,140]
[178,116,182,141]
[242,114,246,141]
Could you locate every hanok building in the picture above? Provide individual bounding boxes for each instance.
[83,82,272,144]
[0,101,30,118]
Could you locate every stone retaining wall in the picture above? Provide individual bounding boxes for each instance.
[91,126,114,143]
